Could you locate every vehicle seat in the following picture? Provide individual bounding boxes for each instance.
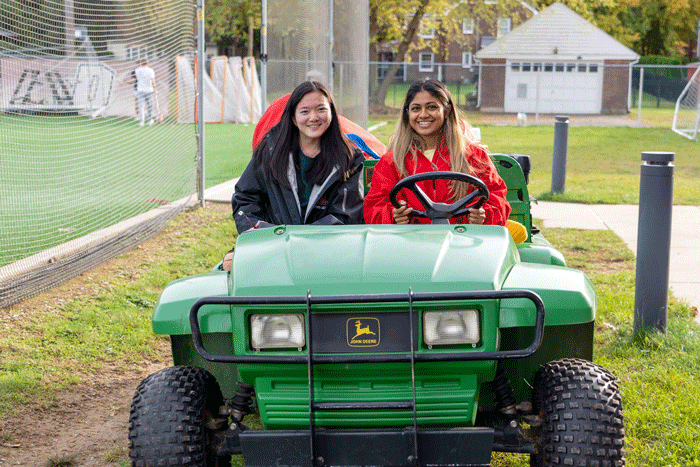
[491,154,533,242]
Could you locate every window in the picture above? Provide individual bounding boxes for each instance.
[419,15,435,39]
[522,62,531,72]
[419,53,434,72]
[126,45,149,60]
[544,63,553,72]
[517,83,527,99]
[555,63,564,72]
[533,63,541,72]
[497,18,511,37]
[589,64,598,72]
[480,36,496,48]
[463,18,475,34]
[578,63,587,72]
[566,63,576,72]
[462,52,473,68]
[511,62,520,71]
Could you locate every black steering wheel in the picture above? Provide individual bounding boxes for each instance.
[388,171,489,224]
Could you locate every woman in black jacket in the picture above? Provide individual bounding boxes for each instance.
[223,81,364,271]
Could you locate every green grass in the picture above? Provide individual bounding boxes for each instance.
[0,206,233,418]
[0,115,252,266]
[204,122,256,187]
[381,82,476,108]
[542,227,700,467]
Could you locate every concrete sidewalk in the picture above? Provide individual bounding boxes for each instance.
[531,201,700,312]
[205,183,699,312]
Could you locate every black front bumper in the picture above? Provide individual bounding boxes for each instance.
[193,289,544,466]
[238,427,495,467]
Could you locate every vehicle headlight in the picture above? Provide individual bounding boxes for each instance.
[423,310,479,346]
[250,314,305,350]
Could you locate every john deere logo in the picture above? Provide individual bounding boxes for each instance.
[347,318,380,347]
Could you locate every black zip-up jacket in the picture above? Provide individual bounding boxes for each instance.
[231,131,365,235]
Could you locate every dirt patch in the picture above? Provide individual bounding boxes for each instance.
[0,203,231,467]
[0,362,167,467]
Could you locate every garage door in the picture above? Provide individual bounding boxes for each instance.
[504,61,602,114]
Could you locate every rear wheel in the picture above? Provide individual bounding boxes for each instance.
[530,358,625,467]
[128,365,230,467]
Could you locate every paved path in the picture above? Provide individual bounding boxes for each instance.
[205,183,699,314]
[531,201,700,315]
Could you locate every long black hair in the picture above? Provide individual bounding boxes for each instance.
[254,81,354,188]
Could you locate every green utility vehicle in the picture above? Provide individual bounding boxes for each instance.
[129,154,624,467]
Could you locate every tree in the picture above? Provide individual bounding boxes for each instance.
[532,0,700,58]
[369,0,526,106]
[205,0,259,56]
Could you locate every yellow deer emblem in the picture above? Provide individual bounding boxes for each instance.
[352,319,376,340]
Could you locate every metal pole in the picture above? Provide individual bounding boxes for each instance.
[634,151,674,335]
[637,67,644,125]
[260,0,267,111]
[550,115,569,193]
[197,0,205,207]
[535,67,540,125]
[65,0,75,53]
[328,0,334,91]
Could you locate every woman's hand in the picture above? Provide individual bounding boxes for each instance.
[222,251,233,271]
[393,200,413,224]
[467,207,486,225]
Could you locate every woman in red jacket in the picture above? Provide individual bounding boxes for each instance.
[364,78,510,226]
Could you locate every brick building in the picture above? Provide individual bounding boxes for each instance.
[375,2,538,85]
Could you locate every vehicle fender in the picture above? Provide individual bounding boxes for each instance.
[517,232,567,266]
[516,243,566,266]
[500,262,595,327]
[152,271,231,335]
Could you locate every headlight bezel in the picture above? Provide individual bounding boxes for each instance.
[422,309,481,348]
[250,313,306,350]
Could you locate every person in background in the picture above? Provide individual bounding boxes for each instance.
[364,78,510,226]
[222,81,365,271]
[134,58,156,126]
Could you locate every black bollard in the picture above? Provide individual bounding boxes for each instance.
[633,151,674,335]
[550,116,569,193]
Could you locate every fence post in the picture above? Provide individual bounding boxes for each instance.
[197,0,205,208]
[637,67,644,124]
[550,116,569,193]
[633,151,674,336]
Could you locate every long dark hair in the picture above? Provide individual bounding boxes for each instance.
[255,81,354,188]
[390,78,480,199]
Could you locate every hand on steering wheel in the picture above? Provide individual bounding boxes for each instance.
[388,171,489,225]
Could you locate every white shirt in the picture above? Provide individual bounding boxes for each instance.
[134,66,155,93]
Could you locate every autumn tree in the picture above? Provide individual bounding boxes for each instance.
[532,0,700,58]
[205,0,259,56]
[369,0,526,106]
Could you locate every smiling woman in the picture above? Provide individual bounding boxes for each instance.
[222,81,366,271]
[364,78,511,227]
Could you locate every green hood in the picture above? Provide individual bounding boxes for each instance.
[232,224,519,296]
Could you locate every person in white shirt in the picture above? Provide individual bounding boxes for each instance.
[134,58,156,126]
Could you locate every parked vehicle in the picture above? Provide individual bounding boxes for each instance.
[128,154,624,467]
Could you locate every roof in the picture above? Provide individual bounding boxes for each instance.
[475,2,639,61]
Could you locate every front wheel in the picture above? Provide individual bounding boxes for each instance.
[128,365,230,467]
[530,358,625,467]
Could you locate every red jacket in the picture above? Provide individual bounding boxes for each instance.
[364,139,511,226]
